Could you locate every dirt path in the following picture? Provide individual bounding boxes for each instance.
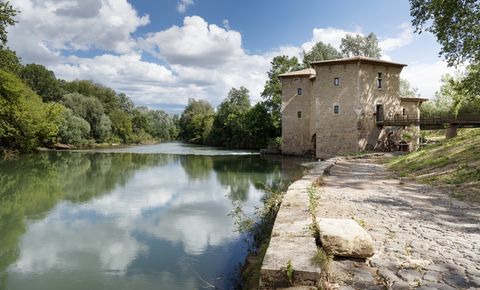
[317,157,480,290]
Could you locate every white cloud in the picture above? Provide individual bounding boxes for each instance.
[135,15,272,107]
[140,16,244,67]
[51,53,180,107]
[8,3,450,113]
[379,23,414,52]
[301,27,361,53]
[8,0,149,63]
[176,0,194,13]
[13,213,147,273]
[401,60,459,99]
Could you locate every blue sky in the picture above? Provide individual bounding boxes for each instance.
[8,0,455,113]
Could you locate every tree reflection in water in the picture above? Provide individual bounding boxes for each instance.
[0,149,306,290]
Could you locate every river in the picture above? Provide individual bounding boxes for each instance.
[0,142,306,290]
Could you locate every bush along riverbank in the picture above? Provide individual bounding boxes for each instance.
[230,182,293,289]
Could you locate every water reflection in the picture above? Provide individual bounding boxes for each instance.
[0,146,305,290]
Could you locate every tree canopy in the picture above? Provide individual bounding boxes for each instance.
[20,64,63,102]
[0,48,21,75]
[0,69,63,151]
[0,1,16,48]
[400,79,420,98]
[410,0,480,103]
[178,98,214,144]
[302,42,341,66]
[340,33,382,58]
[410,0,480,66]
[261,55,302,136]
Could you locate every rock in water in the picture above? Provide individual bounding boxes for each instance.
[318,218,374,258]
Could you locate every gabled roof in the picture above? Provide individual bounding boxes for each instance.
[278,68,316,78]
[311,56,407,68]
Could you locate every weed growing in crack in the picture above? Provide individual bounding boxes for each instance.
[286,259,294,284]
[311,247,334,288]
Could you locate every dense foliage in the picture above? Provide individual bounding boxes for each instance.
[421,73,480,118]
[410,0,480,102]
[179,88,277,149]
[0,69,63,151]
[0,63,179,152]
[340,33,382,58]
[302,42,341,67]
[410,0,479,67]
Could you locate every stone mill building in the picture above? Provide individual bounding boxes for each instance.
[279,56,425,159]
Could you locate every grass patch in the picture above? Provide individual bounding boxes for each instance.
[388,128,480,203]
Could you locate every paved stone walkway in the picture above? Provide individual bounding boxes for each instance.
[316,156,480,290]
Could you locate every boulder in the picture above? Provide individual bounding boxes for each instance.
[318,218,374,258]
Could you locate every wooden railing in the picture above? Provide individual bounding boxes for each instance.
[382,114,480,128]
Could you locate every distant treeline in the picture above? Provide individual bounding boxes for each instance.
[0,61,179,152]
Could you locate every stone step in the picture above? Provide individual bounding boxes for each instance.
[260,236,321,288]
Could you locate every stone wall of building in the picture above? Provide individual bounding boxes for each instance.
[281,76,314,155]
[400,100,421,119]
[357,64,403,150]
[313,63,359,159]
[281,58,421,159]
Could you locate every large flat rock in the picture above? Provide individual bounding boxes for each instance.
[318,218,374,258]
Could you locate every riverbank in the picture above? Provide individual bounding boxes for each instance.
[388,128,480,203]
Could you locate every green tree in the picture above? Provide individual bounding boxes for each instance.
[118,93,134,114]
[131,107,149,134]
[400,79,420,98]
[261,55,301,136]
[109,109,133,143]
[179,98,214,144]
[58,107,91,145]
[410,0,480,102]
[0,1,17,48]
[210,87,251,147]
[340,33,381,58]
[97,114,112,142]
[20,64,63,102]
[0,48,22,75]
[146,109,178,140]
[242,102,277,148]
[302,41,341,67]
[61,92,108,141]
[63,80,119,114]
[410,0,479,66]
[421,74,459,118]
[456,63,480,101]
[0,69,61,151]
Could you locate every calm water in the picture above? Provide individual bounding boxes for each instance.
[0,143,305,290]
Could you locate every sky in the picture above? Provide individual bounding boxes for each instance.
[7,0,458,113]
